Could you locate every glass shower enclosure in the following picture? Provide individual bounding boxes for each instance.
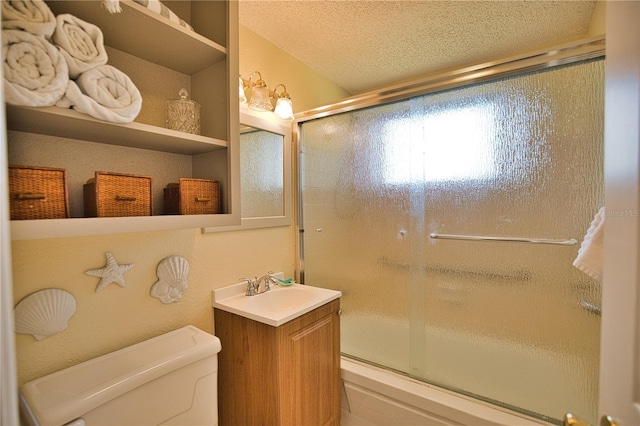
[299,58,604,423]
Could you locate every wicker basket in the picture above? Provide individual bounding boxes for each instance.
[84,171,153,217]
[8,165,70,220]
[163,178,220,215]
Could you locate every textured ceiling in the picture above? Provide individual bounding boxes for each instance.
[239,1,598,95]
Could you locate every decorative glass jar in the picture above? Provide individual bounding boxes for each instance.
[166,88,200,135]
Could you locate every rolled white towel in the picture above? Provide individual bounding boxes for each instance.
[52,14,108,79]
[2,29,69,107]
[2,0,56,39]
[56,64,142,124]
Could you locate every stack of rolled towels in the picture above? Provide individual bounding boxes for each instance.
[2,0,142,123]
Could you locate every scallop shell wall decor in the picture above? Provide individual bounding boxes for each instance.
[14,289,76,341]
[150,256,190,304]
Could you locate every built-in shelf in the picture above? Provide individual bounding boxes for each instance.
[5,0,240,240]
[10,213,240,241]
[7,106,227,155]
[46,0,226,75]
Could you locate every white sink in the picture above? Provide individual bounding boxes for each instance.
[213,274,341,327]
[244,287,316,313]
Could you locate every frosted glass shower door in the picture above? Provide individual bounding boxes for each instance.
[300,103,419,372]
[299,59,604,423]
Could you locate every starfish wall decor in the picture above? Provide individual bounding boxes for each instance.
[86,252,135,292]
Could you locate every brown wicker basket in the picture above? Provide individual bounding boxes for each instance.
[163,178,220,215]
[84,171,153,217]
[9,165,70,220]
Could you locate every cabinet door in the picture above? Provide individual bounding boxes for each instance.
[214,308,280,426]
[278,300,341,426]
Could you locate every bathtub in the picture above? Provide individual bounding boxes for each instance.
[341,357,547,426]
[339,316,597,426]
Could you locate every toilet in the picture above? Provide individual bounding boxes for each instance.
[19,325,222,426]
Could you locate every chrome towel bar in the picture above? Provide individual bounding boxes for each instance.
[429,233,578,246]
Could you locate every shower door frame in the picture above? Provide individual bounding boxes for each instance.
[293,35,607,422]
[294,35,605,285]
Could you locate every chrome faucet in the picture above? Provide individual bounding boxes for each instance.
[257,271,278,293]
[240,277,259,296]
[240,271,278,296]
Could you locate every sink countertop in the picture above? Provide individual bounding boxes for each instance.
[213,275,341,327]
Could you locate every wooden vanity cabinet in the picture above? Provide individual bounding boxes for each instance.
[214,299,341,426]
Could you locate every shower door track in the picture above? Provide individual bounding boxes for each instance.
[295,36,604,122]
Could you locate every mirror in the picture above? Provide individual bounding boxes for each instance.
[240,125,285,218]
[203,111,291,232]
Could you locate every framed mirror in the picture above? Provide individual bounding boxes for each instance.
[203,111,291,232]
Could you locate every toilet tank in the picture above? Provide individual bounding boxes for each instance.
[20,325,222,426]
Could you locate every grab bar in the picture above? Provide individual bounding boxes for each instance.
[429,233,578,246]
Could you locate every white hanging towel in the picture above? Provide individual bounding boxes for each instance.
[573,206,605,283]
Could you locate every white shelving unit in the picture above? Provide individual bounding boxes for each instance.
[6,0,240,240]
[7,106,227,155]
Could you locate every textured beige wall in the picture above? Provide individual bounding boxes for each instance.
[10,25,348,388]
[12,226,295,385]
[240,25,350,112]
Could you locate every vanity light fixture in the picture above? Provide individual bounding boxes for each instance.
[272,84,294,121]
[238,76,247,104]
[240,71,295,121]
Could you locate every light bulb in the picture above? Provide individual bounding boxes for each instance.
[239,77,247,104]
[274,97,294,121]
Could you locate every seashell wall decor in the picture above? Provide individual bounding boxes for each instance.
[150,256,190,304]
[86,252,135,292]
[14,289,77,340]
